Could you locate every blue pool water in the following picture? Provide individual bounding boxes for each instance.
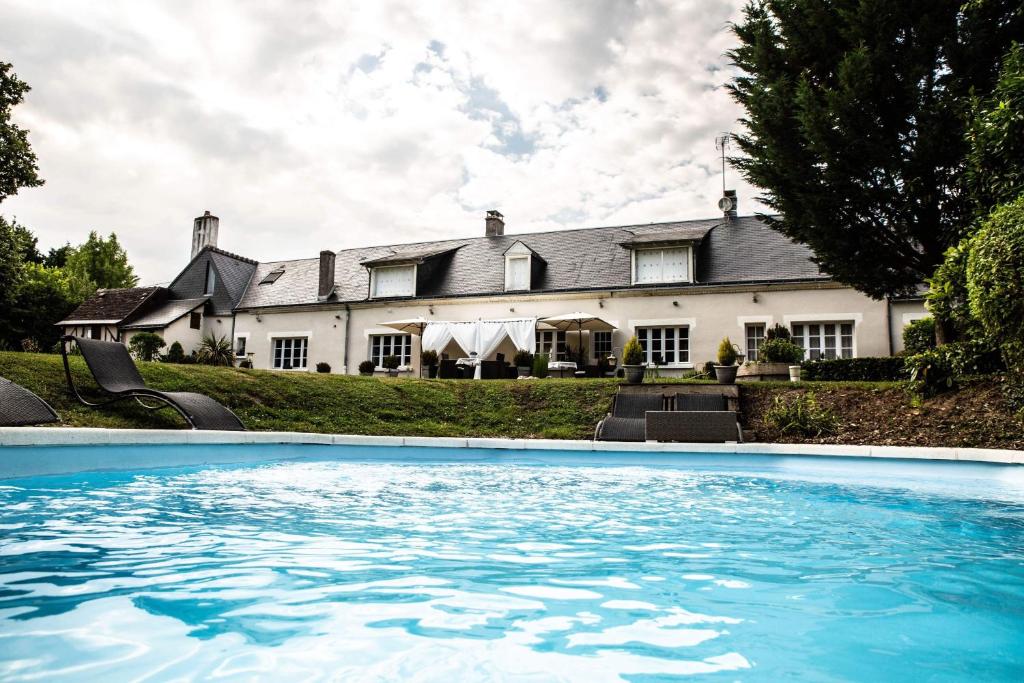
[1,449,1024,681]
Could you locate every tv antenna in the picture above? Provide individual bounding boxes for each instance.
[714,133,730,195]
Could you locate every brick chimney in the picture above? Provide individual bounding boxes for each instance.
[318,250,337,299]
[191,210,219,259]
[485,210,505,237]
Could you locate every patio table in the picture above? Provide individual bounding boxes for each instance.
[548,360,578,378]
[455,357,483,379]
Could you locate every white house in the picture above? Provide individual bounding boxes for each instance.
[62,200,927,375]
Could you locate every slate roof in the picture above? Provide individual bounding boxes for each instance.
[57,287,164,325]
[169,246,257,316]
[360,244,465,266]
[235,215,827,310]
[121,297,210,330]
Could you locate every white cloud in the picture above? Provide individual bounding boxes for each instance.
[0,0,763,285]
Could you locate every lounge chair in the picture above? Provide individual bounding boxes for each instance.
[594,393,665,442]
[644,392,740,443]
[60,336,245,431]
[0,377,59,426]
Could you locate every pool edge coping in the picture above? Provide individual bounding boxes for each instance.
[0,428,1020,465]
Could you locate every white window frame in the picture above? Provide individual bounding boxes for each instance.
[204,261,216,295]
[745,323,766,362]
[631,246,692,285]
[635,326,690,366]
[235,333,249,356]
[505,255,531,291]
[271,337,308,370]
[536,330,566,361]
[790,322,856,360]
[591,330,613,359]
[369,333,413,369]
[370,264,417,298]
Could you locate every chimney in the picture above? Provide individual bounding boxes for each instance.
[318,250,337,299]
[719,190,738,220]
[191,210,220,259]
[485,210,505,237]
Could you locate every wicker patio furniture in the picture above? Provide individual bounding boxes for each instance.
[60,336,245,431]
[594,392,666,442]
[0,377,59,426]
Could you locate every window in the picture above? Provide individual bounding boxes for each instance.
[370,334,412,367]
[636,326,689,365]
[272,337,308,370]
[204,262,216,295]
[592,331,612,359]
[745,324,765,361]
[189,312,201,330]
[235,336,247,355]
[791,322,854,360]
[372,265,415,298]
[90,325,102,340]
[634,247,689,284]
[536,330,566,360]
[260,268,285,285]
[506,256,530,291]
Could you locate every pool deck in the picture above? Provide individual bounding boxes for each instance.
[0,428,1021,465]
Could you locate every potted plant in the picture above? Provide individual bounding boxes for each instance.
[714,337,739,384]
[358,360,376,376]
[621,336,645,384]
[382,354,401,377]
[420,349,439,378]
[738,338,805,381]
[513,349,534,377]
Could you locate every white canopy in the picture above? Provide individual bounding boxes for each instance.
[538,312,615,332]
[378,317,430,335]
[421,318,537,356]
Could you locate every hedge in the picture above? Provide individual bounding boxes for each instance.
[800,356,907,382]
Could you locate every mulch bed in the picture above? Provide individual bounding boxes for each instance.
[740,379,1024,450]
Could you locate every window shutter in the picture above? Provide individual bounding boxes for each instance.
[635,250,662,283]
[507,257,529,290]
[662,248,687,281]
[373,266,415,297]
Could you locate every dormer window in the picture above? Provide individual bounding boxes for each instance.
[371,264,416,298]
[504,241,542,292]
[633,246,691,284]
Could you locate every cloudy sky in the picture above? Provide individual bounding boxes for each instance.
[2,0,762,285]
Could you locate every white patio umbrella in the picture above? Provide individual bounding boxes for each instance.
[538,312,615,365]
[378,317,430,336]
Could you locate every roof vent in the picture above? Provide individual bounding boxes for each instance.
[718,190,737,219]
[485,210,505,237]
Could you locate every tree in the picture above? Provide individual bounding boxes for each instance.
[196,335,234,366]
[0,62,43,204]
[128,332,166,362]
[727,0,1023,298]
[64,231,139,301]
[8,262,77,350]
[966,42,1024,217]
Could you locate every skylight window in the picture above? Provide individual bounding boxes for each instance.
[260,269,285,285]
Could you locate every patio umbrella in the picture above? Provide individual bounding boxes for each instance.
[538,312,615,365]
[378,317,430,336]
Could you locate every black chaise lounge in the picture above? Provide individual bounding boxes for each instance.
[0,377,59,426]
[594,393,665,442]
[60,336,245,431]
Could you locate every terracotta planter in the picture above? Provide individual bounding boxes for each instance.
[714,364,738,385]
[622,365,644,384]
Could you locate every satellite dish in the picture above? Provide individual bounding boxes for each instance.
[718,196,734,212]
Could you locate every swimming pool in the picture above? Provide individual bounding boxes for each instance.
[1,444,1023,681]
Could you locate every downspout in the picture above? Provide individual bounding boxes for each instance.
[885,298,894,356]
[342,304,351,374]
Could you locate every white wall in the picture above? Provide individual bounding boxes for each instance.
[890,300,931,353]
[238,283,913,375]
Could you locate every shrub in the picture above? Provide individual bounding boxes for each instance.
[902,317,936,355]
[927,239,979,342]
[532,353,550,378]
[763,392,838,437]
[420,349,438,366]
[905,348,955,397]
[622,336,643,365]
[801,356,907,381]
[966,196,1024,373]
[381,355,401,370]
[702,360,716,377]
[513,349,533,367]
[196,335,234,366]
[20,338,40,353]
[316,362,331,373]
[716,337,737,365]
[358,360,376,375]
[759,338,804,364]
[904,340,1004,397]
[765,323,791,341]
[165,341,186,363]
[128,332,166,361]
